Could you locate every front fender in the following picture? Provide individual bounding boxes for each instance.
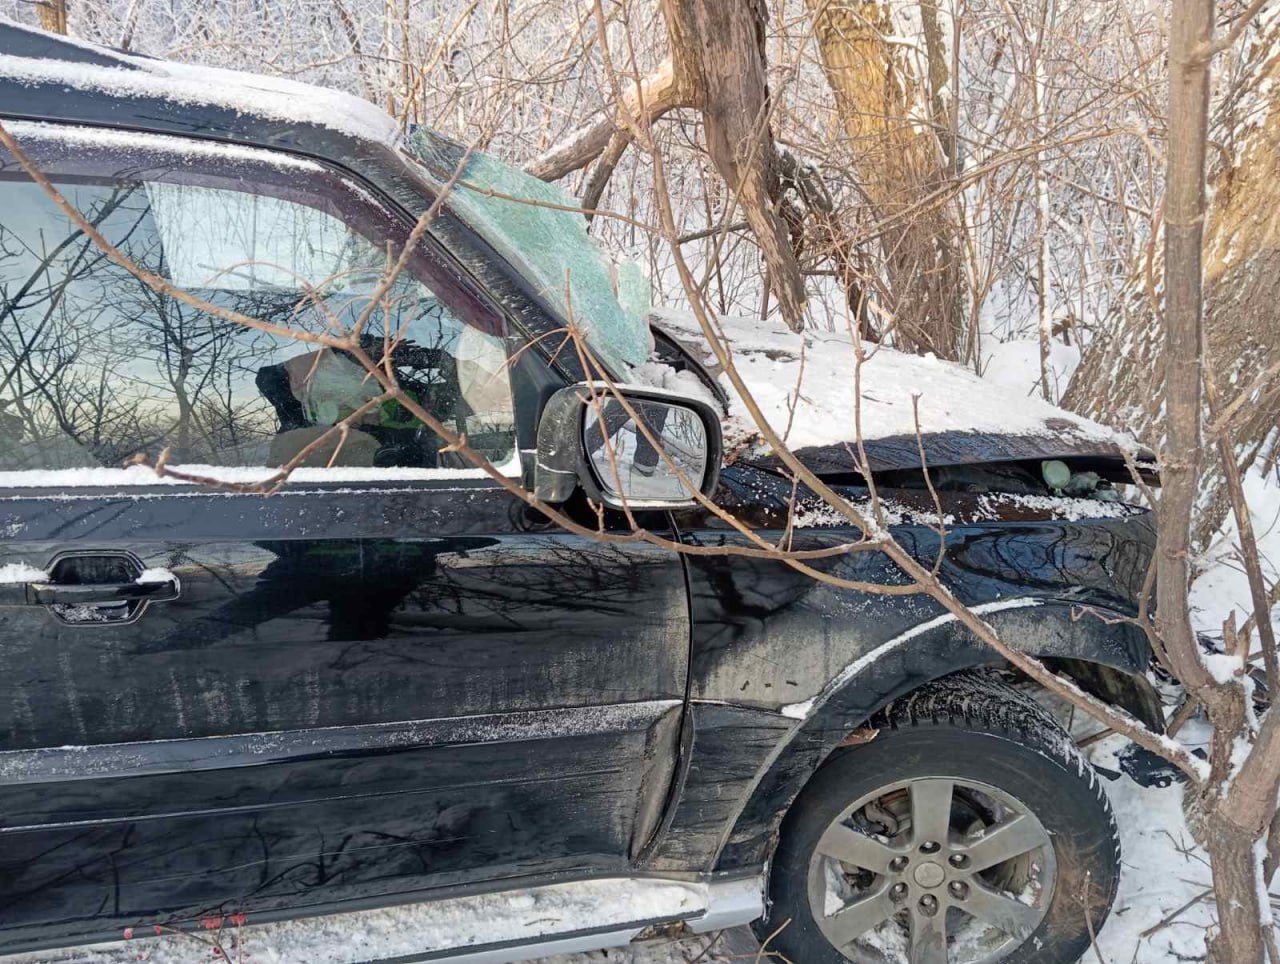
[709,599,1153,870]
[645,598,1156,873]
[649,485,1159,874]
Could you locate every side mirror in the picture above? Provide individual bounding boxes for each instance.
[534,383,723,509]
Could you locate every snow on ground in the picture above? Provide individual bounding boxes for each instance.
[1190,459,1280,639]
[979,338,1082,405]
[1088,732,1219,963]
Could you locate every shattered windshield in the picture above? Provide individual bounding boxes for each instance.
[406,129,652,376]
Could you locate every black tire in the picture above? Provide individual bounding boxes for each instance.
[757,670,1119,963]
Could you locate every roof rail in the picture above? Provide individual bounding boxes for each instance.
[0,19,402,163]
[0,19,141,70]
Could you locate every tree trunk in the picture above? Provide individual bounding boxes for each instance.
[1203,812,1268,963]
[37,0,67,34]
[1064,20,1280,547]
[661,0,808,332]
[1206,694,1280,962]
[1163,1,1274,959]
[918,0,956,170]
[1157,0,1210,685]
[805,0,967,358]
[528,1,809,332]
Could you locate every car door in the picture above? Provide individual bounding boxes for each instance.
[0,124,688,949]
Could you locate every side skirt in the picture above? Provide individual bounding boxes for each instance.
[15,875,764,964]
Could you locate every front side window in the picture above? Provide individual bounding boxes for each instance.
[0,159,517,477]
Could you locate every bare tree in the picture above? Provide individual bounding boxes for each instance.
[1153,1,1280,959]
[804,0,968,357]
[522,0,812,332]
[1066,10,1280,549]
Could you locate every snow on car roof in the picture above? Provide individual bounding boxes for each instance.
[649,308,1135,462]
[0,19,402,149]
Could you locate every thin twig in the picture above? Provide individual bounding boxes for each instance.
[1139,888,1214,938]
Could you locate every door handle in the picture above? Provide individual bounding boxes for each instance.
[24,576,180,606]
[0,557,179,612]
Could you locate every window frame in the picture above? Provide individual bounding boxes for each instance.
[0,123,544,490]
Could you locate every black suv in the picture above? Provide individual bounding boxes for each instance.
[0,22,1161,964]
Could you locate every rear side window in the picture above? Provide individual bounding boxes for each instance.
[0,160,517,477]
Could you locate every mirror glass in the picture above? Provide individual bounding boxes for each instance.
[582,396,708,503]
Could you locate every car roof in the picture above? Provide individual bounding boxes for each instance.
[0,19,404,166]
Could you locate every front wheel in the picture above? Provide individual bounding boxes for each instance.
[758,670,1119,964]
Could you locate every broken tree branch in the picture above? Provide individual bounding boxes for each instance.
[524,59,685,181]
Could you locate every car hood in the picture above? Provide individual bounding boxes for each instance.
[646,309,1147,476]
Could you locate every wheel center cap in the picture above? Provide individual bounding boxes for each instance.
[913,861,946,888]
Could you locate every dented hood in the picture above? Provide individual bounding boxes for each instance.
[752,430,1145,476]
[648,310,1144,475]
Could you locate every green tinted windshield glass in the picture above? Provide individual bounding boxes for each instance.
[407,129,651,375]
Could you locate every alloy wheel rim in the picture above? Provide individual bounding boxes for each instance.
[805,776,1057,964]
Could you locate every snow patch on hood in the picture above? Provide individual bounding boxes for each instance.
[791,496,955,529]
[651,309,1131,456]
[973,493,1137,522]
[790,492,1137,529]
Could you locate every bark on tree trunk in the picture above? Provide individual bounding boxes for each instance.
[1157,0,1210,677]
[661,0,808,332]
[805,0,967,358]
[37,0,68,34]
[918,0,956,170]
[1163,2,1275,959]
[1199,801,1270,963]
[1064,20,1280,547]
[527,1,809,332]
